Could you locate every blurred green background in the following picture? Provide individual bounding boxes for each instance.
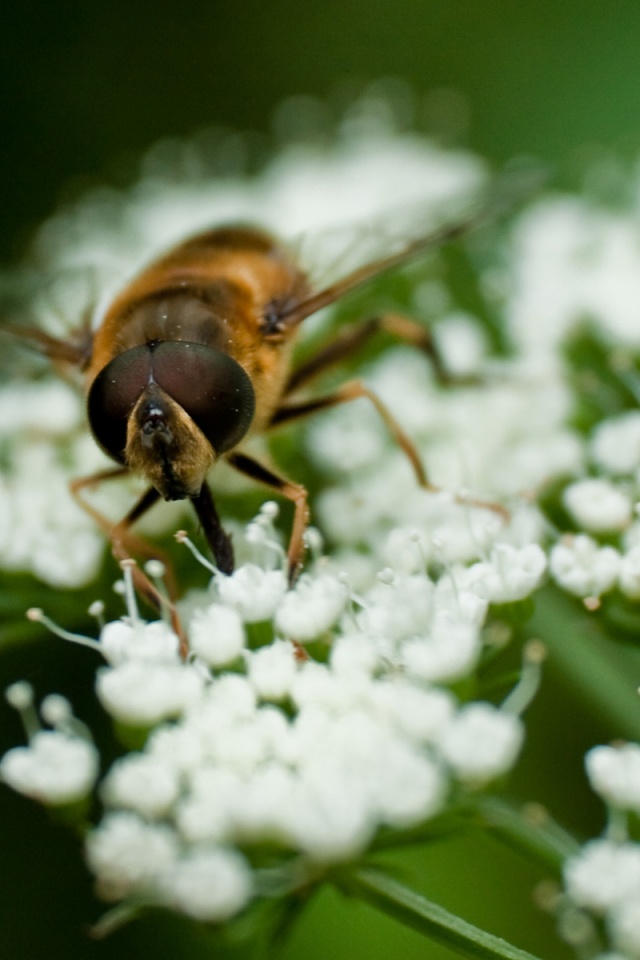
[2,1,640,957]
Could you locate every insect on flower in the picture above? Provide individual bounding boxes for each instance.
[4,180,520,607]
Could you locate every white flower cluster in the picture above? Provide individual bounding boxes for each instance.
[1,505,541,924]
[560,742,640,958]
[547,412,640,601]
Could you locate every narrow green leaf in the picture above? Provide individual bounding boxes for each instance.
[338,867,545,960]
[529,586,640,740]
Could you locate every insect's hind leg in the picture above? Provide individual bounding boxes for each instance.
[284,312,455,396]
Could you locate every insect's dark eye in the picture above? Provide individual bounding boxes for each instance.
[87,342,256,462]
[150,341,256,453]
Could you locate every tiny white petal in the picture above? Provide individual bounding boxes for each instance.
[161,847,253,922]
[100,620,181,665]
[564,479,632,533]
[245,639,298,700]
[565,840,640,913]
[610,899,640,957]
[586,744,640,813]
[275,573,348,641]
[437,703,524,784]
[101,753,181,818]
[1,731,98,805]
[86,812,179,900]
[549,535,620,598]
[189,603,245,667]
[216,564,287,622]
[96,662,203,726]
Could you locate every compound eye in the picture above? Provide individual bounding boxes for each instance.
[87,345,152,462]
[151,341,256,454]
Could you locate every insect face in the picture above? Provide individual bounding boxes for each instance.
[87,339,256,500]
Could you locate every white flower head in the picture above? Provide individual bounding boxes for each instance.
[0,730,98,806]
[86,812,180,901]
[563,479,632,533]
[100,619,181,665]
[437,703,524,785]
[275,572,349,641]
[245,639,298,700]
[549,535,620,598]
[101,753,181,819]
[463,543,547,604]
[591,412,640,475]
[610,898,640,958]
[216,564,287,622]
[189,603,246,667]
[160,848,253,923]
[586,744,640,813]
[564,840,640,914]
[96,661,203,727]
[618,547,640,599]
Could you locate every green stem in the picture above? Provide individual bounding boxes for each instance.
[338,867,544,960]
[472,796,580,871]
[529,586,640,740]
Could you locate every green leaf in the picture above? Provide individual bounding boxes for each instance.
[338,867,545,960]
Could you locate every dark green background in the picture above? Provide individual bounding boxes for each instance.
[1,2,637,958]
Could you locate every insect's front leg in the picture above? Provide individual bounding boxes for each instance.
[225,452,308,583]
[70,470,187,653]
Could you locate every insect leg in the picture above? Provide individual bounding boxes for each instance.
[225,452,308,582]
[70,470,186,647]
[284,312,454,395]
[190,482,235,575]
[272,379,430,489]
[270,382,509,520]
[2,321,93,367]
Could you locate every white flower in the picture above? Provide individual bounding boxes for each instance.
[463,543,547,603]
[610,899,640,957]
[563,479,632,533]
[437,703,524,785]
[101,753,181,819]
[619,547,640,599]
[591,412,640,475]
[189,603,245,667]
[586,744,640,813]
[401,610,482,684]
[549,535,620,597]
[216,564,287,622]
[274,572,349,640]
[565,840,640,914]
[0,731,98,805]
[245,639,298,700]
[100,619,181,664]
[86,812,179,900]
[160,848,253,922]
[96,662,203,726]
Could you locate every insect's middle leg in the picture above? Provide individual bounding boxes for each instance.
[272,379,432,490]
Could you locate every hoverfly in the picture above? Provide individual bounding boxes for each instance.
[4,186,512,618]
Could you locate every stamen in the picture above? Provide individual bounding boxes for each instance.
[119,559,141,627]
[175,530,219,575]
[501,639,546,716]
[144,560,171,625]
[5,681,40,740]
[40,694,93,742]
[26,607,102,655]
[88,600,106,630]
